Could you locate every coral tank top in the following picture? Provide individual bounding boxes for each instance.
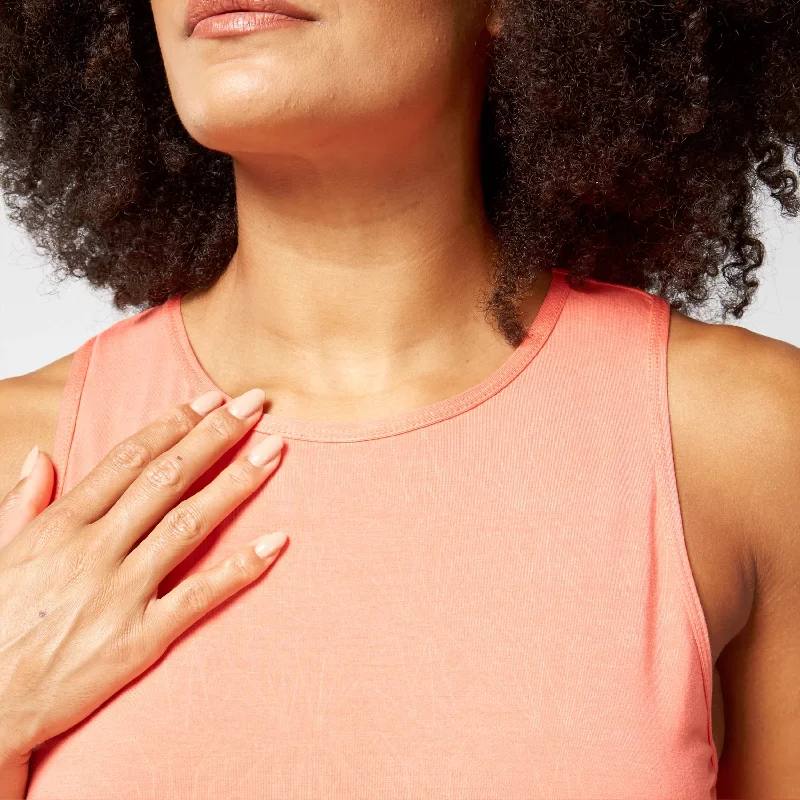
[25,268,718,798]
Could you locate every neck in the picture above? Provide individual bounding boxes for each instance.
[179,119,545,416]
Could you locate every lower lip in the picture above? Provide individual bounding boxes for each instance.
[191,11,309,39]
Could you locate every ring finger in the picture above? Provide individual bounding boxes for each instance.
[121,431,284,593]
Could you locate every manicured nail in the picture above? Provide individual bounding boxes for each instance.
[190,389,225,415]
[254,530,287,559]
[19,445,39,481]
[227,388,266,420]
[247,434,283,467]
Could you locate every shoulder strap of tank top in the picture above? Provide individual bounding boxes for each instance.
[648,291,718,771]
[50,299,171,501]
[52,335,96,501]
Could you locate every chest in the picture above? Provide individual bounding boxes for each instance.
[30,430,717,798]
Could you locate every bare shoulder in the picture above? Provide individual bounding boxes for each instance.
[667,305,800,587]
[0,352,75,501]
[667,305,800,793]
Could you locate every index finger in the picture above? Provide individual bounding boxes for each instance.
[47,390,225,527]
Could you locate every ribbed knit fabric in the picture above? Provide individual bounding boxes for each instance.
[26,268,718,799]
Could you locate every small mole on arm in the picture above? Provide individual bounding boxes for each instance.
[39,610,47,618]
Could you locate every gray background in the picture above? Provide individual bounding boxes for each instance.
[2,184,799,380]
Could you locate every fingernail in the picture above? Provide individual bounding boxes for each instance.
[227,388,266,420]
[247,434,284,467]
[190,389,225,415]
[254,530,287,559]
[19,445,39,481]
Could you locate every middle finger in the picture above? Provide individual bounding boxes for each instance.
[98,388,268,559]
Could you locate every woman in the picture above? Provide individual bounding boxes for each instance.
[0,0,798,796]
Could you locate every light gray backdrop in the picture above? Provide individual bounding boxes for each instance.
[1,185,798,380]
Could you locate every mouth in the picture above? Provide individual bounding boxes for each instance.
[185,0,316,37]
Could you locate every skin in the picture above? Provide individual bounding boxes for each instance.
[0,0,798,794]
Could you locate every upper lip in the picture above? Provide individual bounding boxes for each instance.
[185,0,316,35]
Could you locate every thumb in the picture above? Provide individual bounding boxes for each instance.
[0,446,55,550]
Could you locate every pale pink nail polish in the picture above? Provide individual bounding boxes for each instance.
[254,531,287,559]
[247,434,284,467]
[190,390,225,415]
[19,445,39,481]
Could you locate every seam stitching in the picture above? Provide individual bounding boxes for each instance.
[165,276,572,442]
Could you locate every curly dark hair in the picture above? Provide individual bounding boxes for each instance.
[1,1,799,346]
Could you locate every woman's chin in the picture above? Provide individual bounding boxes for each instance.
[178,107,301,153]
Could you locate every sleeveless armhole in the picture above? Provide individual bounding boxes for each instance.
[51,336,96,502]
[648,294,719,773]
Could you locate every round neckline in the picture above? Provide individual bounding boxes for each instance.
[165,269,571,442]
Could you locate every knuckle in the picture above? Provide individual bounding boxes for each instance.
[205,410,237,441]
[60,542,98,582]
[229,549,260,579]
[108,630,135,665]
[165,406,199,438]
[38,500,81,538]
[109,438,152,472]
[0,485,25,512]
[162,504,205,544]
[108,615,145,665]
[57,502,81,527]
[141,456,184,492]
[3,485,22,505]
[181,578,214,615]
[223,462,254,490]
